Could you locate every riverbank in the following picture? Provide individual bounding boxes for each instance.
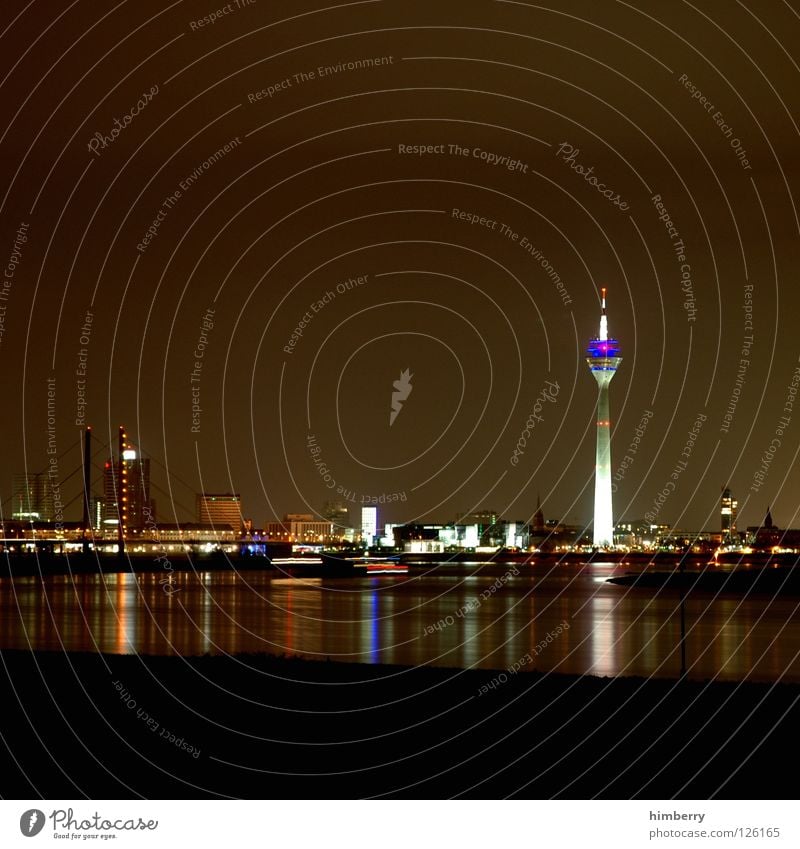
[0,650,797,799]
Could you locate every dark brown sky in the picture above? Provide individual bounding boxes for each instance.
[1,0,799,532]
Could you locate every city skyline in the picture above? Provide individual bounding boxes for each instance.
[6,360,793,534]
[0,435,778,543]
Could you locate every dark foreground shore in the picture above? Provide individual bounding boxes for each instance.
[1,650,797,799]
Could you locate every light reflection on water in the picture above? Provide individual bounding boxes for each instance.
[0,565,799,682]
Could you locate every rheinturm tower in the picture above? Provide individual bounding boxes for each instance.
[586,288,622,547]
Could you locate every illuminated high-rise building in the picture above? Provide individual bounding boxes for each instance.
[721,488,738,542]
[586,288,622,547]
[102,427,152,536]
[361,507,377,546]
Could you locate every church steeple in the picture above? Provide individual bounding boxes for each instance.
[533,495,545,533]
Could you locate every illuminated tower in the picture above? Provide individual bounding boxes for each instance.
[586,288,622,547]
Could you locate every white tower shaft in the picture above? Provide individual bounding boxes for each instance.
[592,373,614,546]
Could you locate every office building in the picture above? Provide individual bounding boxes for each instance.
[322,500,351,530]
[11,473,53,522]
[196,493,242,530]
[264,513,334,542]
[361,507,377,546]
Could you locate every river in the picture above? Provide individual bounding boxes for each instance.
[1,562,798,682]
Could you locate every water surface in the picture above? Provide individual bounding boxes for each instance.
[1,562,798,682]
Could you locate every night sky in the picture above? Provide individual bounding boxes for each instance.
[2,0,799,532]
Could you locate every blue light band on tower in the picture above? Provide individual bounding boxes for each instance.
[586,287,622,547]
